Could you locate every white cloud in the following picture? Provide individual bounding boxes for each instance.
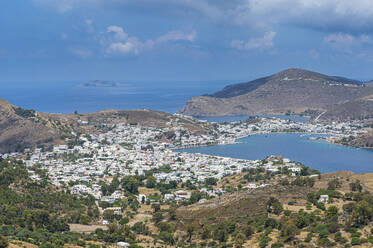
[231,31,276,51]
[156,30,196,43]
[104,26,197,56]
[325,33,355,46]
[69,47,93,58]
[106,42,138,55]
[324,33,371,50]
[107,26,128,41]
[227,0,373,32]
[85,19,95,33]
[33,0,373,32]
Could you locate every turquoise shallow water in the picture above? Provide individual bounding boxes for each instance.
[175,133,373,173]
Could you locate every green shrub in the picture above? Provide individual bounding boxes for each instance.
[319,229,330,239]
[351,232,362,238]
[271,242,284,248]
[334,232,347,244]
[367,236,373,244]
[351,237,361,246]
[284,210,291,216]
[305,233,313,242]
[318,237,334,247]
[259,235,271,248]
[0,235,8,248]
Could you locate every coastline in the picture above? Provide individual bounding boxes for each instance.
[174,130,338,151]
[173,131,373,174]
[328,137,373,150]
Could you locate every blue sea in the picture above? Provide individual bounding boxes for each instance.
[0,80,232,114]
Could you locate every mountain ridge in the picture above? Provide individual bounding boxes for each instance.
[209,68,363,99]
[180,68,373,117]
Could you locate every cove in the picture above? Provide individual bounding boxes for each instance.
[175,133,373,174]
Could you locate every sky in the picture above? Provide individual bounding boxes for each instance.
[2,0,373,82]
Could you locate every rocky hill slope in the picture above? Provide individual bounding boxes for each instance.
[0,98,216,153]
[176,184,312,226]
[318,94,373,121]
[180,68,373,117]
[336,130,373,148]
[0,98,70,153]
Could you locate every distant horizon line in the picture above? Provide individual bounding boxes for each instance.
[1,67,373,84]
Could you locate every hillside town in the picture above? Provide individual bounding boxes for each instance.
[0,115,367,205]
[4,3,373,245]
[215,116,366,140]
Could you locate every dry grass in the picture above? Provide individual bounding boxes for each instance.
[138,204,153,212]
[176,185,312,228]
[9,241,38,248]
[136,234,177,248]
[217,173,246,188]
[314,171,373,194]
[69,224,108,233]
[351,173,373,192]
[283,203,312,212]
[128,213,152,226]
[138,187,161,195]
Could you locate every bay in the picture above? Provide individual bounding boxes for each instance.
[176,133,373,174]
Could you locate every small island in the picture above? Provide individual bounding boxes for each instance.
[80,80,129,88]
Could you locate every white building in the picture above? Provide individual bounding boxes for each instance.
[318,195,329,203]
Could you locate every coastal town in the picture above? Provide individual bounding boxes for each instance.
[0,115,368,207]
[4,3,373,245]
